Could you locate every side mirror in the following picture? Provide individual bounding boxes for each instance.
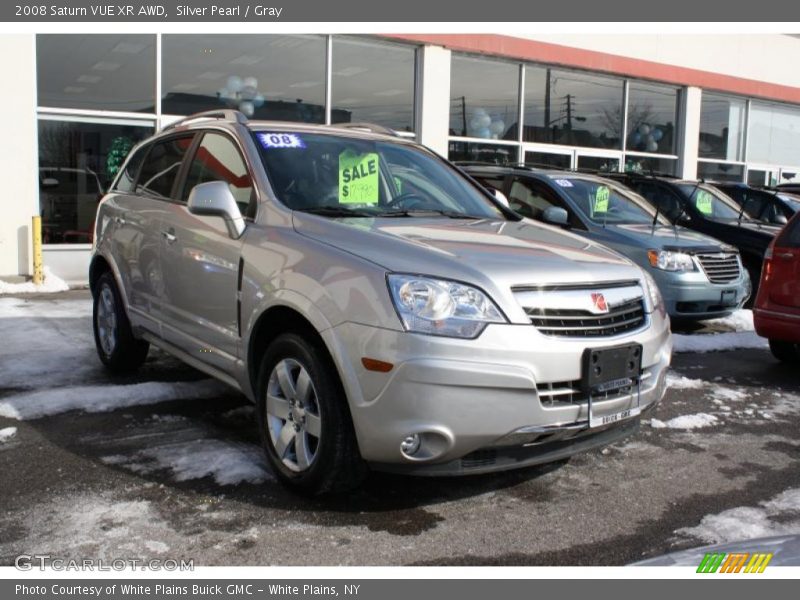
[491,188,510,208]
[542,206,569,226]
[187,181,246,239]
[774,214,788,225]
[41,177,59,189]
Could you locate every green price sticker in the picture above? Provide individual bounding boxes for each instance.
[594,186,610,213]
[696,190,713,215]
[339,151,380,204]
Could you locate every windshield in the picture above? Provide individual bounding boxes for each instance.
[554,177,669,225]
[252,131,504,219]
[677,184,744,221]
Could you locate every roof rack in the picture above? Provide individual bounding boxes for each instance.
[330,122,398,136]
[162,110,248,132]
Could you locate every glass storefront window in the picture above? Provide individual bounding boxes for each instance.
[748,101,800,166]
[699,93,746,161]
[524,67,624,149]
[162,35,326,122]
[450,55,519,140]
[577,155,620,173]
[37,35,156,112]
[448,141,518,164]
[331,38,416,132]
[524,151,571,169]
[626,82,679,155]
[624,155,677,176]
[37,119,153,244]
[697,161,745,183]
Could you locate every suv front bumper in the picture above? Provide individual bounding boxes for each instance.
[327,314,671,473]
[653,268,750,320]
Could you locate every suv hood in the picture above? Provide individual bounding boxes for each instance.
[293,214,644,291]
[597,223,731,253]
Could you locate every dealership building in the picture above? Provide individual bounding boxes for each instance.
[2,32,800,284]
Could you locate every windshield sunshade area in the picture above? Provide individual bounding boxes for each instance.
[252,131,505,219]
[554,177,669,225]
[677,184,744,221]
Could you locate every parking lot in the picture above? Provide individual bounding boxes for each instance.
[1,290,799,566]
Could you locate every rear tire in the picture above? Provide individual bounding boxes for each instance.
[93,271,149,374]
[769,339,800,364]
[256,332,367,495]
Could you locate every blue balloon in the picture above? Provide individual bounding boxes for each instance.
[652,128,664,142]
[477,127,491,139]
[631,132,642,147]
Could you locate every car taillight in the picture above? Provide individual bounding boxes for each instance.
[763,246,773,281]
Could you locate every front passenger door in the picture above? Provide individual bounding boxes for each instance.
[158,131,255,375]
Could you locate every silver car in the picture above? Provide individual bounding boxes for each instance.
[90,110,672,494]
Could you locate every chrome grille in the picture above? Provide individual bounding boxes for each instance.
[525,298,646,338]
[536,370,651,407]
[696,253,741,284]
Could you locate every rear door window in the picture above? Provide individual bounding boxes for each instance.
[114,145,147,193]
[777,215,800,248]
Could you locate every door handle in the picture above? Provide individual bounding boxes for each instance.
[114,216,126,226]
[161,229,177,244]
[776,252,794,260]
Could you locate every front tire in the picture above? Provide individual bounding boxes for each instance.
[93,271,149,374]
[769,339,800,364]
[256,333,366,494]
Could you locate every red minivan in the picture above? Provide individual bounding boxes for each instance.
[754,210,800,363]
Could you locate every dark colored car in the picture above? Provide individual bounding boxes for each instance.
[461,164,750,321]
[607,173,782,296]
[713,182,798,226]
[754,210,800,363]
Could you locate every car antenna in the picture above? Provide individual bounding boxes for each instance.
[736,193,751,225]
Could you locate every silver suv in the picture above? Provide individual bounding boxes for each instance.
[90,110,672,494]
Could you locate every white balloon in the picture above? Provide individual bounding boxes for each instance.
[474,107,488,116]
[646,139,658,152]
[226,75,243,93]
[218,87,234,102]
[241,85,257,100]
[243,76,258,90]
[476,113,491,129]
[239,100,255,117]
[638,124,651,136]
[489,120,505,135]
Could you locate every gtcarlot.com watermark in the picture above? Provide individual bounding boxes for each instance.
[15,554,194,571]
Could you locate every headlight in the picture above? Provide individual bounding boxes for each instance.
[641,270,663,313]
[387,274,507,338]
[647,249,695,272]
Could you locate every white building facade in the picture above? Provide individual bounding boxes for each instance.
[2,32,800,284]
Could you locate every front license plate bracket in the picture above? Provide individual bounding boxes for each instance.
[582,344,643,428]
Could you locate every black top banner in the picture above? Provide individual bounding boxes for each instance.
[3,0,800,22]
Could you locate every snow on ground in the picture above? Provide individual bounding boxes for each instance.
[666,373,706,390]
[0,380,230,420]
[711,388,749,402]
[703,309,755,333]
[0,267,69,294]
[649,413,719,430]
[102,438,270,485]
[675,488,800,544]
[0,427,17,443]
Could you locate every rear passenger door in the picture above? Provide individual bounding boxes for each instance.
[158,131,255,375]
[768,216,800,309]
[109,134,195,334]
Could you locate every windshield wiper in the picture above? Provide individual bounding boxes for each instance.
[381,209,482,219]
[296,206,376,218]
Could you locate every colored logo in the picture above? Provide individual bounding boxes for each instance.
[697,552,773,573]
[591,293,609,313]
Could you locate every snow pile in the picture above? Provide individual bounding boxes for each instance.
[712,388,749,402]
[672,309,769,353]
[676,487,800,544]
[650,413,719,430]
[672,331,768,353]
[0,267,69,295]
[103,439,270,486]
[0,380,230,420]
[0,427,17,443]
[666,373,706,390]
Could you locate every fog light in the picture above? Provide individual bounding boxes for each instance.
[400,434,421,457]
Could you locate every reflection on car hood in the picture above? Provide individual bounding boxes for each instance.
[631,535,800,567]
[600,223,729,252]
[293,214,642,289]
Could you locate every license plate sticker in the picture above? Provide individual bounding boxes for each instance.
[590,406,641,428]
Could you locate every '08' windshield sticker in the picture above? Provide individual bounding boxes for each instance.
[554,179,573,187]
[257,133,306,149]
